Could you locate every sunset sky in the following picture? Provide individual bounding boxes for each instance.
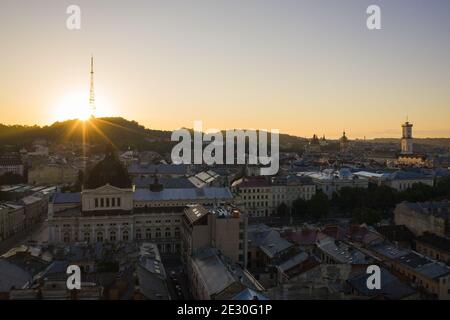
[0,0,449,138]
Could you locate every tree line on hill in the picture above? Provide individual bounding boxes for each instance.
[0,117,318,155]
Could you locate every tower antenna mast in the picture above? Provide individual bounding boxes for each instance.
[89,55,96,117]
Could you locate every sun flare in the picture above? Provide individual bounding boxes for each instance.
[53,90,112,122]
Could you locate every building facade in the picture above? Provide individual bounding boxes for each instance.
[298,169,369,199]
[232,175,316,217]
[181,204,248,266]
[48,184,234,254]
[394,201,450,237]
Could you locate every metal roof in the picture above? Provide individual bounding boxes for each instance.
[134,187,233,201]
[52,192,81,204]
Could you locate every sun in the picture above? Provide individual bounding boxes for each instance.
[53,90,112,122]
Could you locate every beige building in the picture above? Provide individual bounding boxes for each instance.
[270,176,316,211]
[0,203,25,240]
[28,164,79,186]
[181,204,247,266]
[232,175,316,217]
[48,184,234,254]
[232,176,272,217]
[21,195,47,228]
[394,201,450,237]
[415,233,450,264]
[187,247,265,300]
[0,205,11,241]
[370,243,450,300]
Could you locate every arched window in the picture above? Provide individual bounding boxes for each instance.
[145,228,151,239]
[165,227,171,238]
[155,228,161,238]
[123,230,129,241]
[135,229,141,240]
[110,231,116,242]
[97,232,104,242]
[84,232,90,243]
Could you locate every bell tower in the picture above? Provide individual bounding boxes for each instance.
[401,121,413,155]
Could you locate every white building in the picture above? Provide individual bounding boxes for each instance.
[298,169,369,199]
[354,170,434,192]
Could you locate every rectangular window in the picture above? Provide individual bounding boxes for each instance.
[106,198,110,207]
[95,198,98,208]
[117,197,121,206]
[112,198,116,207]
[100,198,104,207]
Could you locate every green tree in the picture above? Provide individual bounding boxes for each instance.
[292,198,308,217]
[434,177,450,199]
[351,207,382,225]
[277,203,288,217]
[366,185,398,211]
[332,187,367,212]
[307,191,330,219]
[399,183,436,202]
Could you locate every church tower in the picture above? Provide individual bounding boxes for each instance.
[401,121,413,155]
[340,131,349,153]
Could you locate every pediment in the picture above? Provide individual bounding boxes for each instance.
[83,183,132,195]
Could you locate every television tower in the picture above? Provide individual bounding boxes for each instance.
[89,56,96,117]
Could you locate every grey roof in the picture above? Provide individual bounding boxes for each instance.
[347,268,416,299]
[53,192,81,204]
[191,248,237,296]
[247,224,293,258]
[387,171,433,181]
[134,187,233,202]
[133,176,195,189]
[21,195,43,205]
[40,261,71,280]
[317,237,369,264]
[401,200,450,219]
[277,252,308,272]
[0,259,33,292]
[138,257,166,278]
[416,233,450,253]
[370,243,410,260]
[396,252,450,279]
[232,288,269,300]
[184,205,209,224]
[128,163,188,175]
[271,175,314,186]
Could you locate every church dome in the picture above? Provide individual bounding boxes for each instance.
[84,150,132,189]
[310,134,320,145]
[340,131,348,142]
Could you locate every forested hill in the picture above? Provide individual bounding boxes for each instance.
[0,117,307,153]
[0,117,173,152]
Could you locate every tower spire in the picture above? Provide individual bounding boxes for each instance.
[89,55,95,117]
